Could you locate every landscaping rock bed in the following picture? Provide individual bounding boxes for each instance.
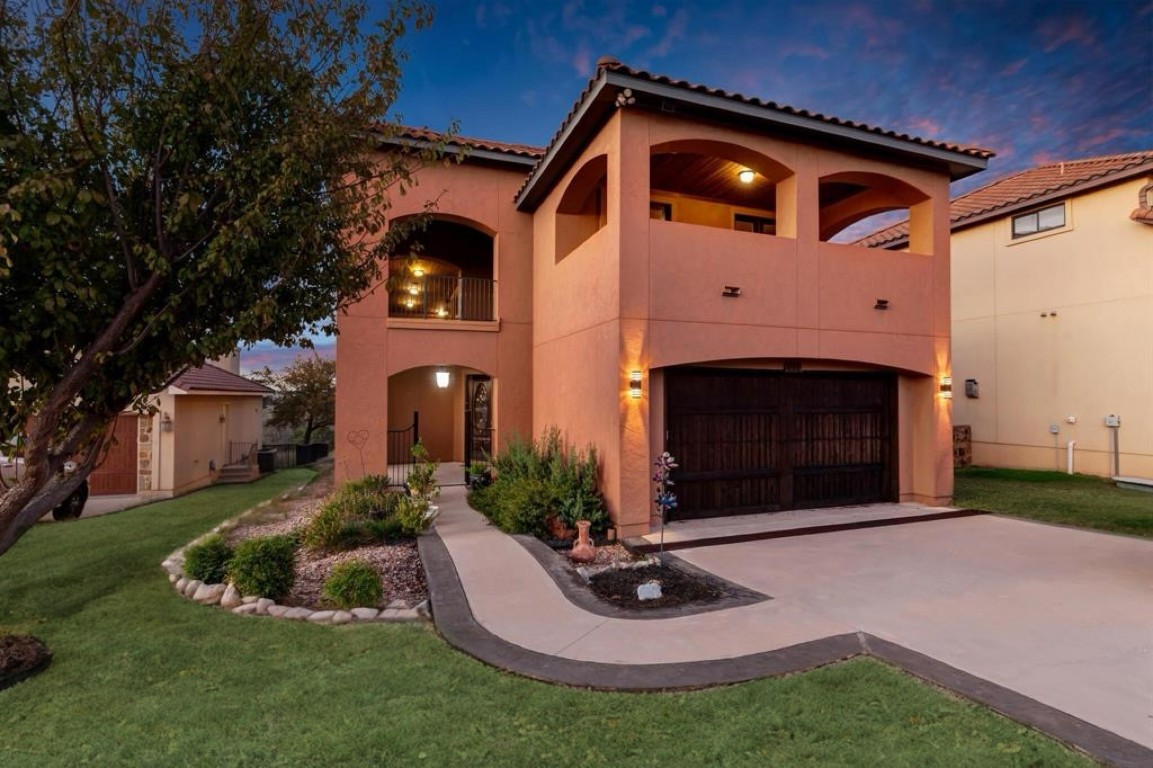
[162,473,430,624]
[587,561,726,609]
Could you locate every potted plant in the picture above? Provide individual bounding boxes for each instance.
[467,460,491,490]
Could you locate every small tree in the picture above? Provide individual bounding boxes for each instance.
[0,0,442,556]
[255,356,336,445]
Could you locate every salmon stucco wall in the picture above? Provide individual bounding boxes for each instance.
[951,177,1153,477]
[336,157,535,482]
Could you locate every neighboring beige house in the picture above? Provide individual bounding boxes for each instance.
[89,358,272,498]
[860,151,1153,479]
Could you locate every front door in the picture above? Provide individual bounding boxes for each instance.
[464,376,493,471]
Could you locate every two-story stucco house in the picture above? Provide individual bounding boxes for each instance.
[862,151,1153,480]
[335,58,992,537]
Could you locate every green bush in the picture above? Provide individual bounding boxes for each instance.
[228,535,296,601]
[183,534,233,583]
[474,428,608,536]
[394,494,437,536]
[321,560,382,610]
[301,483,402,550]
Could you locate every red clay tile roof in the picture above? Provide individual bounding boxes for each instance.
[169,365,273,395]
[514,57,994,209]
[385,126,544,161]
[857,150,1153,248]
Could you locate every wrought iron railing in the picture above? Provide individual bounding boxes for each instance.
[230,441,258,467]
[390,275,495,321]
[387,411,420,487]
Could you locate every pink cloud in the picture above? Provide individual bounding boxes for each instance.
[999,58,1027,77]
[1037,15,1097,52]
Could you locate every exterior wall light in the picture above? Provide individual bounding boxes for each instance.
[411,265,425,277]
[435,369,451,389]
[738,169,755,184]
[629,370,643,399]
[874,299,890,310]
[160,412,174,432]
[939,375,953,399]
[435,307,448,318]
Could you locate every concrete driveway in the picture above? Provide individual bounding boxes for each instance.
[675,515,1153,750]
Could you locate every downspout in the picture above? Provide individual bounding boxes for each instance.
[1066,440,1076,475]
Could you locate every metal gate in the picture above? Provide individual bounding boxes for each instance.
[665,368,895,519]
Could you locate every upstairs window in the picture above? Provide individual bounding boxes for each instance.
[734,213,775,235]
[1012,203,1065,238]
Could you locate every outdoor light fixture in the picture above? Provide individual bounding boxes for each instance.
[629,370,643,399]
[722,285,742,298]
[411,265,425,277]
[404,298,415,309]
[738,169,755,184]
[408,284,420,295]
[874,298,890,310]
[435,306,448,318]
[435,369,451,389]
[160,412,174,432]
[939,375,953,399]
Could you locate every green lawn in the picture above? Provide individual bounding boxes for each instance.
[0,470,1090,767]
[955,466,1153,537]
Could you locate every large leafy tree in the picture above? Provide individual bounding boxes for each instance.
[0,0,440,555]
[255,355,336,446]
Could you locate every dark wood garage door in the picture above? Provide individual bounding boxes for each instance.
[666,368,895,519]
[88,414,139,496]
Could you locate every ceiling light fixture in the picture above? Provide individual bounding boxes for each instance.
[738,169,755,184]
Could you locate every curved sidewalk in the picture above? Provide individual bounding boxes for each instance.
[421,485,1153,768]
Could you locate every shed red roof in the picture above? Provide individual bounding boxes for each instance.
[857,150,1153,248]
[168,365,272,395]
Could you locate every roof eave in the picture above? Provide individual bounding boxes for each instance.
[515,68,990,212]
[376,134,539,169]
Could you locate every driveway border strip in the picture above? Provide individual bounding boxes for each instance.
[420,529,1153,768]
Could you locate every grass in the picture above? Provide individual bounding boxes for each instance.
[0,470,1092,767]
[955,466,1153,537]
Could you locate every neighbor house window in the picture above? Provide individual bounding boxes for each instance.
[1011,203,1065,238]
[734,213,775,235]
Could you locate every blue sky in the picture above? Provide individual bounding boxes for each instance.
[245,0,1153,370]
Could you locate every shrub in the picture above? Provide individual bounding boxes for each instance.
[394,494,437,536]
[475,428,608,536]
[301,484,402,550]
[183,534,234,583]
[405,439,439,501]
[321,560,382,610]
[228,535,296,601]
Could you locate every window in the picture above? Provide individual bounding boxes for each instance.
[1012,203,1065,238]
[734,213,775,235]
[650,201,672,221]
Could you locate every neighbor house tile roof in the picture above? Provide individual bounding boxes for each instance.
[514,57,994,209]
[168,364,273,395]
[389,126,544,161]
[857,150,1153,248]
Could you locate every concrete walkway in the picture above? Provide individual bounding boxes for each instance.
[428,485,1153,765]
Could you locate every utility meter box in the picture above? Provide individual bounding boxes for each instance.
[964,379,979,398]
[1104,414,1121,428]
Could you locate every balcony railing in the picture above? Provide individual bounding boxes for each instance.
[390,275,495,322]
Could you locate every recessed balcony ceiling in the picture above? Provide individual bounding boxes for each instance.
[650,153,776,210]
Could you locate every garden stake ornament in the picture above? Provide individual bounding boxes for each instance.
[653,452,678,566]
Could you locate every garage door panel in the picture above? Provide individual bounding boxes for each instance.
[666,368,894,519]
[88,414,138,496]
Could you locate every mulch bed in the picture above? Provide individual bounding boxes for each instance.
[0,634,52,691]
[587,561,727,609]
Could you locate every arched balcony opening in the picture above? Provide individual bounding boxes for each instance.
[555,154,608,262]
[388,218,495,321]
[818,172,931,249]
[649,139,794,237]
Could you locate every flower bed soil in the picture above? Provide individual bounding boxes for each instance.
[0,634,52,691]
[587,561,727,609]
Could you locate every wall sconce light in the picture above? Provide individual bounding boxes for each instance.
[435,307,448,318]
[939,375,953,399]
[874,299,890,310]
[722,285,742,298]
[160,412,174,432]
[629,370,643,399]
[411,265,425,277]
[738,169,755,184]
[435,368,451,389]
[404,298,416,309]
[408,284,420,295]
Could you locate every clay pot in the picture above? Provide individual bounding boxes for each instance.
[569,520,596,564]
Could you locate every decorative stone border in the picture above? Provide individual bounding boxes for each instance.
[160,492,430,625]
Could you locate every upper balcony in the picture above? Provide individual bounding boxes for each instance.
[387,219,498,330]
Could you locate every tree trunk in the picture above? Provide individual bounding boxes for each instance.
[302,417,314,446]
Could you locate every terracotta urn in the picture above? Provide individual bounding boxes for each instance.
[569,520,596,563]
